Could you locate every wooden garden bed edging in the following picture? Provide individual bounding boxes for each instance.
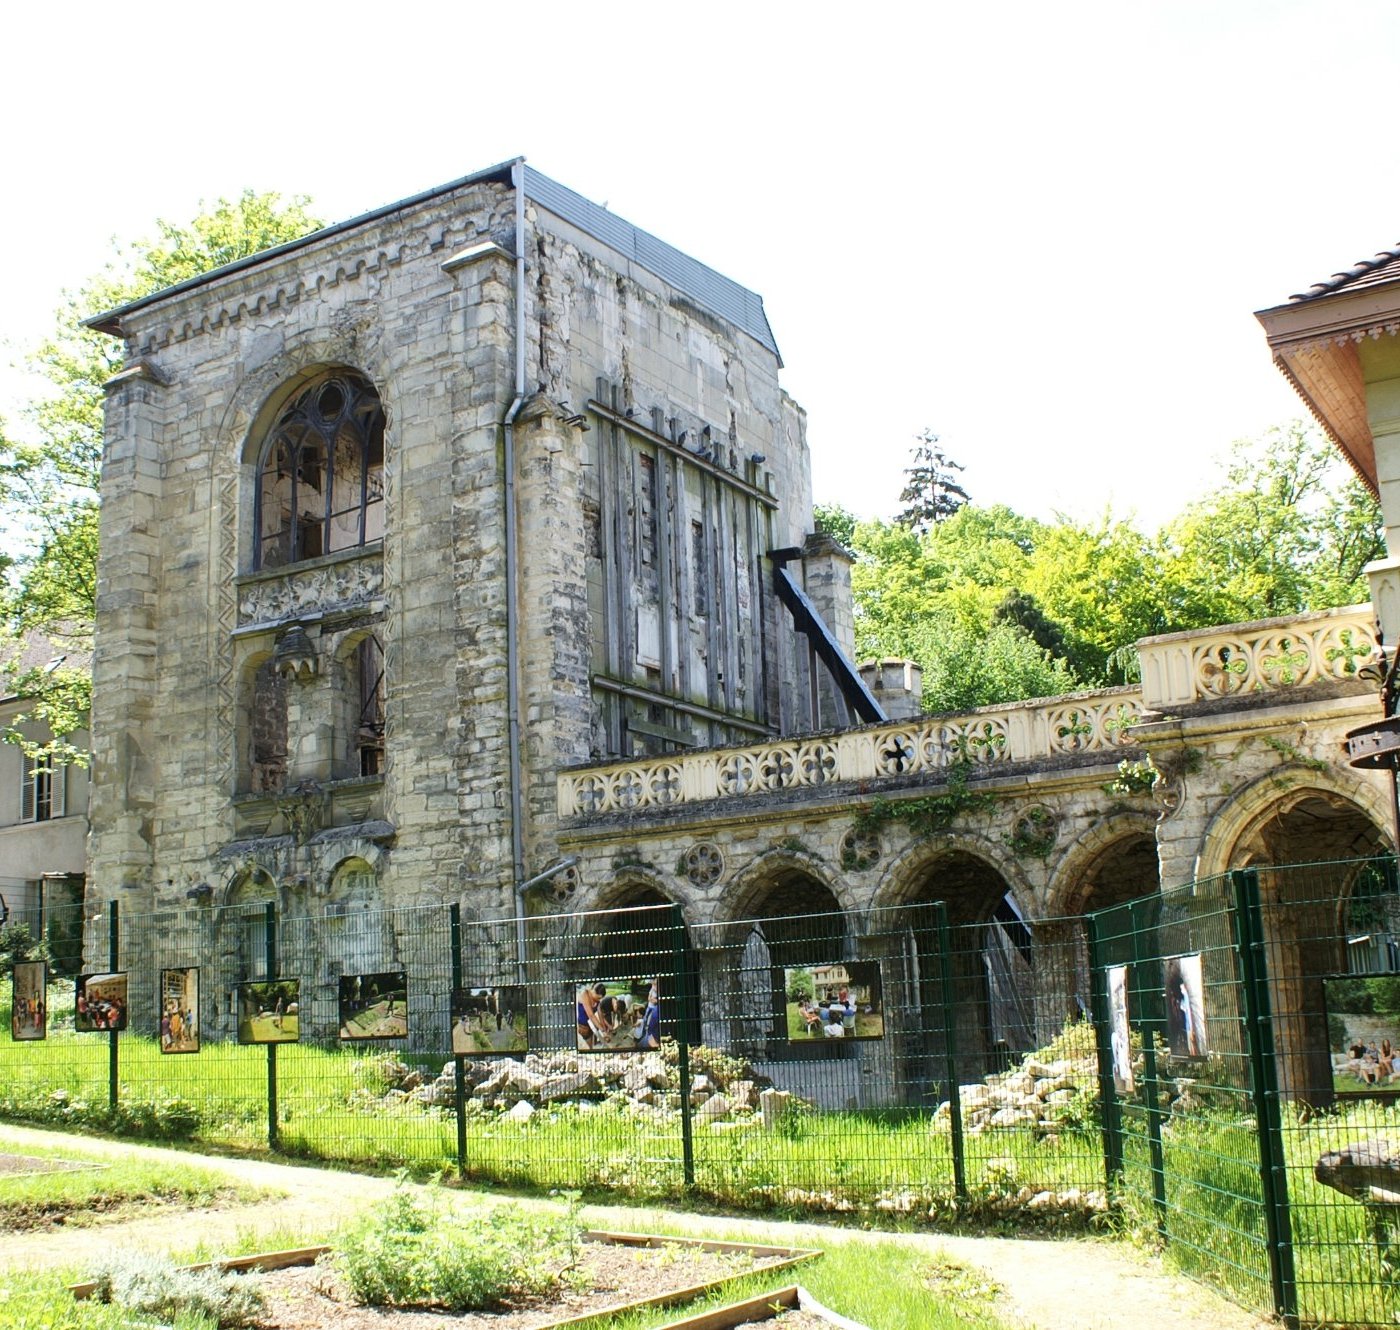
[659,1284,871,1330]
[67,1231,822,1327]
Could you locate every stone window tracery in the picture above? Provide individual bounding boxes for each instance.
[255,373,385,570]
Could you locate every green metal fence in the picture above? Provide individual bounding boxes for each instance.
[9,862,1400,1326]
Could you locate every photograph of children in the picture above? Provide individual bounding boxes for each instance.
[74,972,128,1032]
[575,978,658,1052]
[1107,964,1134,1094]
[158,967,200,1054]
[1324,976,1400,1093]
[1163,953,1207,1059]
[11,961,46,1042]
[236,978,300,1044]
[451,985,527,1055]
[784,962,885,1040]
[339,971,408,1041]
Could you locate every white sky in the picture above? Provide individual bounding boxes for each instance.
[2,0,1396,533]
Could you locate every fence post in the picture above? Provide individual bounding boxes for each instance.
[1084,910,1123,1192]
[264,902,278,1152]
[1128,895,1169,1241]
[1230,868,1299,1328]
[107,900,119,1112]
[673,904,695,1190]
[934,902,967,1202]
[450,903,467,1179]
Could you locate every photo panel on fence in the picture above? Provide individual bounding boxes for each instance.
[159,966,200,1054]
[575,975,662,1052]
[1322,974,1400,1094]
[75,971,128,1032]
[338,970,408,1041]
[452,985,527,1055]
[1107,963,1133,1094]
[11,961,47,1042]
[236,978,300,1044]
[783,961,884,1042]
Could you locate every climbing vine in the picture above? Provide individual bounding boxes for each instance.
[852,761,996,838]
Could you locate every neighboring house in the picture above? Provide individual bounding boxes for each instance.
[0,628,90,948]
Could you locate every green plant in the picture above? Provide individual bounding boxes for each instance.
[853,761,995,838]
[89,1250,263,1328]
[1103,757,1159,797]
[1261,732,1328,772]
[1005,806,1057,859]
[333,1183,583,1310]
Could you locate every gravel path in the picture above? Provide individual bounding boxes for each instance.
[0,1124,1275,1330]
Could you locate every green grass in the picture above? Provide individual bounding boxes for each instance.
[0,1143,269,1231]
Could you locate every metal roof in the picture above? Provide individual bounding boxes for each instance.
[86,159,781,361]
[522,167,779,361]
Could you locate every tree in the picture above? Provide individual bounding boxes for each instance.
[1162,422,1383,626]
[1,191,322,764]
[896,430,970,534]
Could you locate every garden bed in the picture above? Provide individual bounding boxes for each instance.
[72,1232,821,1329]
[660,1284,869,1328]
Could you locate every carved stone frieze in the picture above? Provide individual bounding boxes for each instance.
[237,553,383,626]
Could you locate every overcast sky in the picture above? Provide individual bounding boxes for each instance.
[2,1,1396,533]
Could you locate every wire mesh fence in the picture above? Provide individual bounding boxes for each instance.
[10,862,1400,1326]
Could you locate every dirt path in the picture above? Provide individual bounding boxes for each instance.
[0,1124,1274,1330]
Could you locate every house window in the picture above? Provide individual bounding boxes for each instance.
[255,373,385,570]
[20,758,64,822]
[356,637,385,777]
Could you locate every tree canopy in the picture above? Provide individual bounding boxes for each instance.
[1,190,322,761]
[829,422,1382,713]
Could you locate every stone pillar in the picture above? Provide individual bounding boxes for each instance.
[800,531,857,729]
[858,659,924,719]
[514,394,592,870]
[88,363,165,908]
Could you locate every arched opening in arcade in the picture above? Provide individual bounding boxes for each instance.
[1224,786,1393,1105]
[891,850,1041,1085]
[579,882,701,1047]
[715,869,850,1075]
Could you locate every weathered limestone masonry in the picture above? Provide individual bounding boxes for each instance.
[86,161,828,978]
[86,161,1400,1061]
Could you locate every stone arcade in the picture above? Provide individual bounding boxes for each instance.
[87,158,1399,1067]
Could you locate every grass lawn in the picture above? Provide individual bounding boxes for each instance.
[0,1142,269,1231]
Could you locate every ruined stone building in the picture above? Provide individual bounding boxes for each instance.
[86,159,1400,1076]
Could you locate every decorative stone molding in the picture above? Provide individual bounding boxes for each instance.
[1138,605,1378,710]
[558,690,1145,817]
[838,826,881,872]
[682,843,725,888]
[276,780,325,845]
[237,548,384,627]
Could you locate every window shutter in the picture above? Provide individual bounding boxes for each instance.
[20,762,34,821]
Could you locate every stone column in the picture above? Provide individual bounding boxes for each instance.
[88,363,165,911]
[800,531,857,730]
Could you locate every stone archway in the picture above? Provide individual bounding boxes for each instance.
[883,848,1040,1082]
[581,879,701,1046]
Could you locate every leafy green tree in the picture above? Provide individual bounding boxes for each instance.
[1,191,322,764]
[813,502,857,550]
[910,620,1079,714]
[1162,422,1382,626]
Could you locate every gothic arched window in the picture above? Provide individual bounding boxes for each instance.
[255,372,385,570]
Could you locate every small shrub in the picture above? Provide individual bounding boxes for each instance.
[334,1184,583,1310]
[90,1250,263,1328]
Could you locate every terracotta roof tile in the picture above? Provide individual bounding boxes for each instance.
[1291,246,1400,302]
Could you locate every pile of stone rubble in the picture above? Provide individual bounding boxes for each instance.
[370,1049,770,1124]
[933,1052,1099,1136]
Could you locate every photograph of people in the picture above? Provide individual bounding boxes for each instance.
[451,986,527,1055]
[1163,954,1207,1059]
[158,966,200,1054]
[74,972,129,1032]
[11,961,46,1042]
[576,980,652,1052]
[1324,976,1400,1093]
[783,962,884,1040]
[1107,964,1133,1094]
